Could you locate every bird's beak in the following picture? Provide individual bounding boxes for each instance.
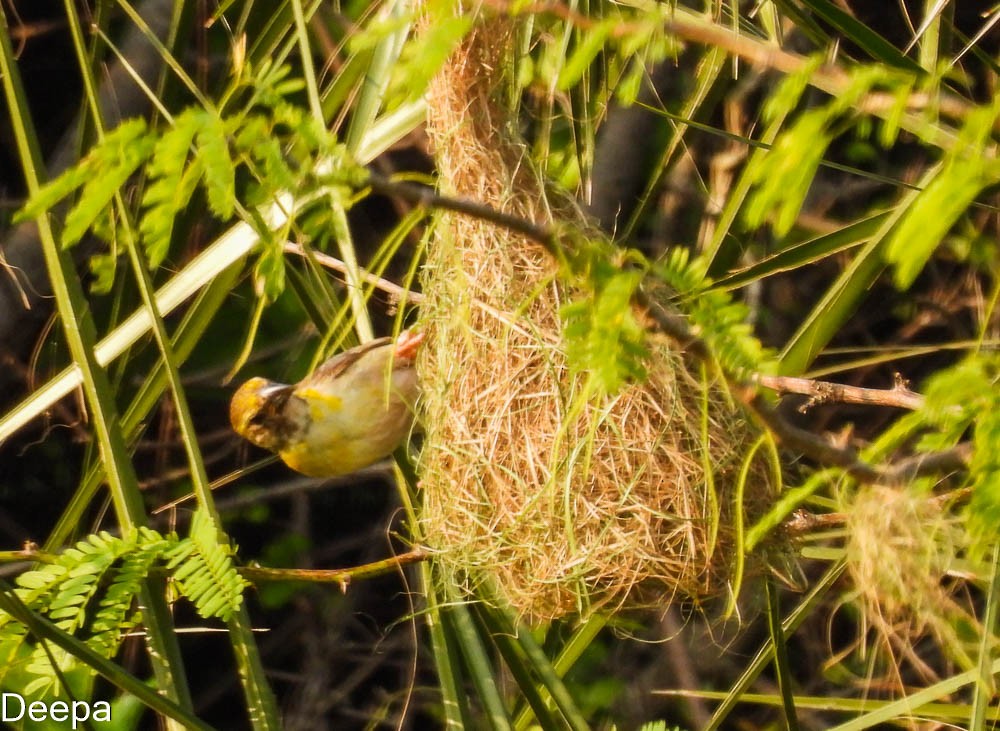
[257,383,294,400]
[257,383,295,403]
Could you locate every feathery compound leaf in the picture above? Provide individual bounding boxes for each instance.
[915,355,1000,548]
[26,533,125,635]
[140,109,203,268]
[396,13,473,105]
[0,528,179,688]
[918,355,999,450]
[196,114,236,219]
[762,54,825,125]
[253,234,287,302]
[60,120,155,248]
[654,248,771,378]
[236,116,297,203]
[273,103,325,162]
[561,246,650,395]
[748,65,909,237]
[15,119,153,248]
[90,532,169,658]
[165,508,248,621]
[88,251,119,295]
[14,165,93,223]
[968,409,1000,544]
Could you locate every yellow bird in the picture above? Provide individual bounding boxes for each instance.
[229,331,422,477]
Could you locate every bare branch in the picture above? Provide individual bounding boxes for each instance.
[754,373,925,411]
[283,242,424,306]
[239,547,429,593]
[366,173,555,249]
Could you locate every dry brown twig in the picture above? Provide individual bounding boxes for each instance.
[784,484,973,536]
[754,373,925,412]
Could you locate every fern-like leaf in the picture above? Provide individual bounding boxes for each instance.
[561,243,650,395]
[139,109,203,267]
[886,96,1000,288]
[14,119,154,249]
[89,528,170,658]
[61,120,155,248]
[196,114,236,219]
[165,508,248,621]
[654,248,771,379]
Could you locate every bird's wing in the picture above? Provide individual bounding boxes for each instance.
[304,336,394,385]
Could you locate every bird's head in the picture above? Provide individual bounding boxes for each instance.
[229,377,308,453]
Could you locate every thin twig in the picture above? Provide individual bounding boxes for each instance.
[880,443,972,484]
[741,389,883,483]
[366,173,556,248]
[239,547,430,592]
[283,241,424,306]
[754,373,925,411]
[783,484,973,536]
[284,239,541,338]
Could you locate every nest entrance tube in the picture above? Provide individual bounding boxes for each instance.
[416,17,770,621]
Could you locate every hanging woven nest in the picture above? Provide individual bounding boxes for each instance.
[416,16,772,621]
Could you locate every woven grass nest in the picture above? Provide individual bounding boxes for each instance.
[416,18,772,621]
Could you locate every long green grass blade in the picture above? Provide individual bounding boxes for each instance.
[716,212,888,291]
[970,541,1000,730]
[425,571,470,729]
[445,596,513,730]
[829,657,1000,730]
[623,46,727,243]
[477,609,566,730]
[707,561,845,729]
[661,689,1000,722]
[765,577,799,730]
[509,618,590,731]
[798,0,923,72]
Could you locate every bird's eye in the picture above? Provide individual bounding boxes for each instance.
[248,410,268,426]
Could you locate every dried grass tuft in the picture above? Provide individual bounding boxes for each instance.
[416,19,771,620]
[845,485,980,678]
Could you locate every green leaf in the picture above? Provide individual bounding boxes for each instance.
[744,110,829,236]
[885,161,989,288]
[558,20,615,91]
[88,252,118,295]
[61,119,155,248]
[885,98,1000,288]
[140,110,202,267]
[196,114,236,219]
[253,235,287,302]
[14,165,92,223]
[562,264,648,395]
[389,7,473,106]
[166,508,248,621]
